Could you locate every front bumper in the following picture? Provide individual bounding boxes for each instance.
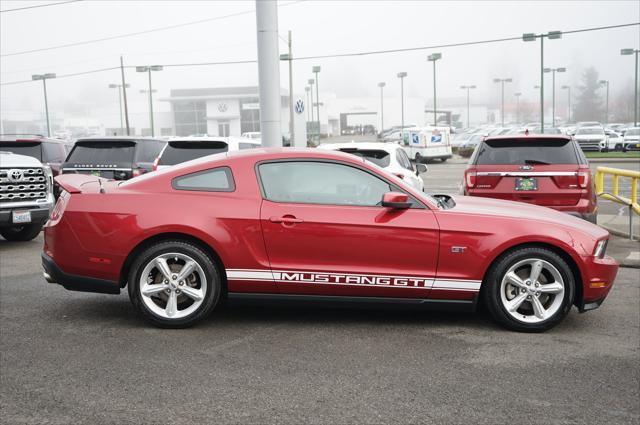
[42,252,120,294]
[0,206,51,226]
[577,254,618,313]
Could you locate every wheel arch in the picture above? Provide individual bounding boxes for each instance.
[479,241,584,306]
[118,232,227,294]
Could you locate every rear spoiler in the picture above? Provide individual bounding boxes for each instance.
[55,174,107,194]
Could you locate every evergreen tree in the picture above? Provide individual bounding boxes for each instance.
[573,67,604,122]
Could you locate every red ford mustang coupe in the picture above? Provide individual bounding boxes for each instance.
[43,148,618,332]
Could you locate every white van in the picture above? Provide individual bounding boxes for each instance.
[401,126,453,163]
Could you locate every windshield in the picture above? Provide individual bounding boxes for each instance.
[576,128,604,135]
[337,149,391,167]
[475,138,578,165]
[67,141,135,164]
[160,141,228,165]
[0,142,42,161]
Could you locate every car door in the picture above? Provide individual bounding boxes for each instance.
[257,159,439,298]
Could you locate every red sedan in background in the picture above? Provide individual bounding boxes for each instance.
[463,135,597,223]
[43,148,617,332]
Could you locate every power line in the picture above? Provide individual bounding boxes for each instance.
[1,0,304,58]
[0,0,82,13]
[1,21,638,86]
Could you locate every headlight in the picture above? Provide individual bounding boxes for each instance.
[594,238,608,258]
[43,165,53,191]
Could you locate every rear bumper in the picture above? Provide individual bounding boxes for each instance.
[42,252,120,294]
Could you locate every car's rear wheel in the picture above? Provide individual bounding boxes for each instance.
[128,241,221,328]
[482,247,575,332]
[0,223,43,242]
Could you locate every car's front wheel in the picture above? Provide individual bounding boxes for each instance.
[128,241,221,328]
[482,247,575,332]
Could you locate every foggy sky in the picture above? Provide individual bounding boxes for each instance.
[1,0,638,122]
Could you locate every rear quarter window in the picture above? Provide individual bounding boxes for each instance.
[474,138,578,165]
[172,167,235,192]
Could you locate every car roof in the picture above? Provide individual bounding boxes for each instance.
[75,136,165,143]
[483,134,572,142]
[317,142,399,153]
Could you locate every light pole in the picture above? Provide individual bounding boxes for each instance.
[460,85,476,128]
[109,83,130,135]
[305,86,311,123]
[32,73,56,137]
[561,85,571,123]
[312,65,321,138]
[139,89,158,136]
[378,82,386,132]
[543,67,566,127]
[493,78,512,127]
[514,92,522,124]
[427,53,442,126]
[136,65,163,137]
[523,30,562,133]
[599,80,609,124]
[308,78,315,133]
[397,72,407,138]
[621,48,639,126]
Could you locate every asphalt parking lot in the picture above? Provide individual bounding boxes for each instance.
[1,233,639,424]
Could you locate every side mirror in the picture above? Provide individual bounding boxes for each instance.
[381,192,412,209]
[415,163,428,175]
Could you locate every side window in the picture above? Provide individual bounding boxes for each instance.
[42,142,63,162]
[259,161,392,206]
[396,149,413,170]
[172,167,235,192]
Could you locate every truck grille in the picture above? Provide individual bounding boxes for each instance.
[0,168,47,202]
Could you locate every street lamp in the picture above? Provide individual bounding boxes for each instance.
[514,92,522,124]
[544,67,566,127]
[378,82,386,132]
[308,79,315,132]
[397,72,407,138]
[109,83,130,135]
[621,48,639,126]
[523,30,562,133]
[427,53,442,126]
[599,80,609,124]
[493,78,512,126]
[136,65,163,137]
[312,65,321,138]
[460,85,476,128]
[32,73,56,137]
[561,85,571,123]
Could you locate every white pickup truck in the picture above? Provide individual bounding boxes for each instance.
[0,151,54,241]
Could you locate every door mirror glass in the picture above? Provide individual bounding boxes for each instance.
[381,192,412,209]
[415,163,428,175]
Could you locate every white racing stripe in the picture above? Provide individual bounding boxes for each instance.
[226,269,481,292]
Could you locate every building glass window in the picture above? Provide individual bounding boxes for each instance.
[173,101,207,136]
[240,97,260,134]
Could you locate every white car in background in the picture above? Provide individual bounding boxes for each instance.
[623,127,640,151]
[152,136,261,171]
[318,142,427,192]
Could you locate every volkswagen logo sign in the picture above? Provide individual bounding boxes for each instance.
[294,99,305,114]
[8,169,24,182]
[217,103,228,113]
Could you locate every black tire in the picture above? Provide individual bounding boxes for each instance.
[0,223,43,241]
[482,247,575,332]
[615,144,622,151]
[128,240,222,328]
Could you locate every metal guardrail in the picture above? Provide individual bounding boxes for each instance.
[595,166,639,240]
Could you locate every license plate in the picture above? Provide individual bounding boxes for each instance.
[515,177,538,191]
[12,210,31,224]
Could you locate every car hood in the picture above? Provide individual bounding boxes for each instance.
[449,195,608,239]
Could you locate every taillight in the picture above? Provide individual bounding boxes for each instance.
[578,171,589,188]
[465,170,477,188]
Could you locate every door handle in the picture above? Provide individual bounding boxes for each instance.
[269,216,304,224]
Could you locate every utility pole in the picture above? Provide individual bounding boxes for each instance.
[120,56,131,135]
[32,73,56,137]
[255,0,281,147]
[427,53,442,126]
[460,85,476,128]
[109,83,130,134]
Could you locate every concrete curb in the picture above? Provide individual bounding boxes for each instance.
[601,224,636,239]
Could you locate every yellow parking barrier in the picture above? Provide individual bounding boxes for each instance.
[595,166,640,239]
